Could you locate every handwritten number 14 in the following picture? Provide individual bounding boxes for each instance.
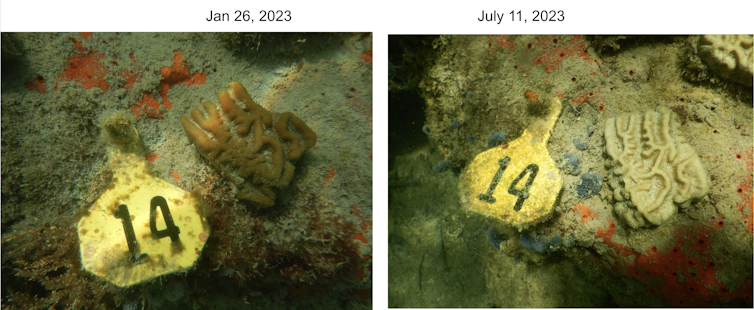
[478,156,539,211]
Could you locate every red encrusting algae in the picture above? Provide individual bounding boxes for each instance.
[595,221,753,306]
[529,35,598,73]
[487,35,515,50]
[119,53,142,92]
[145,153,160,163]
[524,90,539,101]
[324,167,336,182]
[574,204,597,223]
[360,50,372,63]
[131,94,164,120]
[130,52,206,120]
[733,146,753,233]
[24,75,47,94]
[158,52,206,109]
[58,38,110,92]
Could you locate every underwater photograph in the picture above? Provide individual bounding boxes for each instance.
[388,35,752,307]
[1,32,372,309]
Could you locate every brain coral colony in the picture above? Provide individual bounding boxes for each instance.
[175,83,370,308]
[181,82,317,207]
[605,107,710,228]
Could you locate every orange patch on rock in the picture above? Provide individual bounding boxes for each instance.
[354,233,368,243]
[571,93,591,104]
[574,203,598,223]
[172,171,181,182]
[24,75,47,94]
[72,38,86,52]
[145,153,160,163]
[58,39,109,92]
[324,167,335,182]
[118,53,142,92]
[360,50,372,63]
[80,32,93,40]
[596,222,753,307]
[158,52,206,110]
[351,205,372,233]
[121,70,139,91]
[132,52,206,120]
[571,90,604,105]
[487,35,515,50]
[131,93,164,120]
[524,90,539,101]
[530,35,594,73]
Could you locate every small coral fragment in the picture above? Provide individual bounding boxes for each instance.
[181,82,317,207]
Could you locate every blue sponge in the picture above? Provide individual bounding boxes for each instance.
[487,227,507,252]
[573,136,588,150]
[447,119,461,129]
[433,160,453,173]
[563,234,576,247]
[586,125,595,137]
[486,131,507,148]
[563,153,581,175]
[520,231,563,253]
[576,172,602,198]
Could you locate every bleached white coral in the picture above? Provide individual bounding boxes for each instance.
[697,35,753,87]
[604,107,710,228]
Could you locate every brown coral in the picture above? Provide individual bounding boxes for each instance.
[181,82,317,207]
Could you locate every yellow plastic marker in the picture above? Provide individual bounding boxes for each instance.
[78,113,209,287]
[459,97,563,230]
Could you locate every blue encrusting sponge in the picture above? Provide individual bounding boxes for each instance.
[576,172,602,197]
[520,231,563,253]
[485,131,506,148]
[487,227,507,252]
[563,153,581,175]
[433,160,454,172]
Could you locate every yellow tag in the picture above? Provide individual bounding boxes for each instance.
[77,148,210,287]
[459,97,563,229]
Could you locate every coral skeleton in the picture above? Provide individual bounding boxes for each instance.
[604,107,710,228]
[697,34,753,87]
[181,82,317,207]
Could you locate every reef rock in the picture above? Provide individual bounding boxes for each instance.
[604,107,710,228]
[181,82,317,207]
[697,34,753,87]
